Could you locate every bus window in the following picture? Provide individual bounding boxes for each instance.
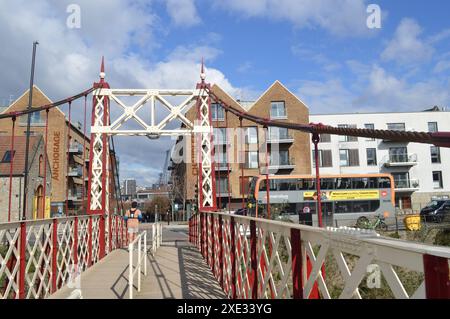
[379,177,391,188]
[368,177,378,188]
[307,179,316,190]
[270,179,278,191]
[321,178,335,190]
[279,181,291,191]
[259,180,267,191]
[298,179,308,190]
[352,178,366,189]
[337,178,350,189]
[289,181,298,191]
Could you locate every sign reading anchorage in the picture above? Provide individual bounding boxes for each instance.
[87,59,217,222]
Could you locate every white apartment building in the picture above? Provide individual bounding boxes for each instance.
[310,108,450,211]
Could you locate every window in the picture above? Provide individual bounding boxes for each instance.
[268,127,290,140]
[1,150,15,163]
[338,124,357,142]
[245,151,258,169]
[320,134,331,143]
[339,149,359,167]
[433,171,443,189]
[312,150,332,168]
[271,150,289,166]
[245,127,258,144]
[428,122,438,133]
[389,147,408,163]
[39,155,44,177]
[211,103,224,121]
[216,177,230,194]
[364,124,375,141]
[387,123,405,131]
[392,172,410,189]
[430,146,441,164]
[214,146,227,167]
[213,128,227,145]
[270,101,286,119]
[20,112,43,125]
[366,148,377,166]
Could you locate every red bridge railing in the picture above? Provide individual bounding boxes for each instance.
[189,212,450,299]
[0,214,127,299]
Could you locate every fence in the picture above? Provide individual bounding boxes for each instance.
[0,214,127,299]
[189,212,450,299]
[128,230,147,299]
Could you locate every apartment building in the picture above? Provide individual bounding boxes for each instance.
[310,108,450,210]
[172,81,312,211]
[0,86,90,215]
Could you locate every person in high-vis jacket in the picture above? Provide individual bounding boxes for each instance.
[124,201,142,242]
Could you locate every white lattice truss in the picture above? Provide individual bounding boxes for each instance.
[90,87,216,210]
[195,212,450,299]
[0,215,122,299]
[90,92,107,211]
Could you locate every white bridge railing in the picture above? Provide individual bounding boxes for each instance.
[189,212,450,299]
[128,223,162,299]
[0,214,127,299]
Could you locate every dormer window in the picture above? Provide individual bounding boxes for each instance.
[270,101,286,119]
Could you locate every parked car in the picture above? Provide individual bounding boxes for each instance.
[276,211,299,224]
[420,200,450,223]
[233,208,248,216]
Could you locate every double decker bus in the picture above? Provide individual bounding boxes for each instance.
[247,174,395,227]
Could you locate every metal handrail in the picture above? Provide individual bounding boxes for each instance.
[128,230,147,299]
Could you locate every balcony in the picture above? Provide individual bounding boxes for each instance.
[215,162,232,171]
[394,179,420,192]
[268,157,295,170]
[68,166,83,177]
[383,154,417,167]
[69,142,83,154]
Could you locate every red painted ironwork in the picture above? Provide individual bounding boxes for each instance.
[239,117,245,209]
[65,101,72,215]
[312,133,323,228]
[51,218,58,293]
[230,216,236,299]
[423,254,450,298]
[250,220,257,299]
[81,95,87,213]
[18,221,26,299]
[42,109,49,219]
[73,216,78,265]
[291,228,303,299]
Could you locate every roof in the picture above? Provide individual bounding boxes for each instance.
[0,136,41,175]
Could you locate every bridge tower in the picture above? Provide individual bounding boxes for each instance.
[87,57,110,258]
[196,61,217,212]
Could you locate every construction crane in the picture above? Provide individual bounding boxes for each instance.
[158,149,170,186]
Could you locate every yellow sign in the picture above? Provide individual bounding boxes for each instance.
[303,190,380,201]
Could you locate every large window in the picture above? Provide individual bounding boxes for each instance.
[366,148,377,166]
[320,134,331,143]
[387,123,405,131]
[1,150,15,163]
[364,123,375,141]
[211,103,224,121]
[339,149,359,167]
[245,151,259,169]
[268,127,290,140]
[216,177,230,194]
[245,127,258,144]
[428,122,438,133]
[338,124,357,142]
[389,147,408,163]
[312,150,332,168]
[270,101,286,119]
[271,150,289,166]
[433,171,443,189]
[392,172,410,189]
[430,146,441,164]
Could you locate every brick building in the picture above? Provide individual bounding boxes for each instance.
[0,86,90,215]
[0,135,52,222]
[171,81,312,212]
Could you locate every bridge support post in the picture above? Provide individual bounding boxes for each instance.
[291,228,303,299]
[88,216,92,266]
[250,220,257,299]
[73,217,78,266]
[211,215,215,275]
[52,218,58,293]
[18,222,26,299]
[218,215,223,288]
[312,133,323,228]
[424,254,450,298]
[230,217,236,299]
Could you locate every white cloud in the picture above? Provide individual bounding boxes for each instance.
[166,0,201,27]
[433,60,450,73]
[381,18,434,65]
[214,0,372,36]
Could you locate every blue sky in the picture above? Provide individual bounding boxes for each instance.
[0,0,449,185]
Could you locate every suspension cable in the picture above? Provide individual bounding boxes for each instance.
[239,117,245,209]
[81,95,87,213]
[7,117,16,222]
[225,109,231,214]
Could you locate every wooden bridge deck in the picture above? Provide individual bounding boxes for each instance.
[49,225,226,299]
